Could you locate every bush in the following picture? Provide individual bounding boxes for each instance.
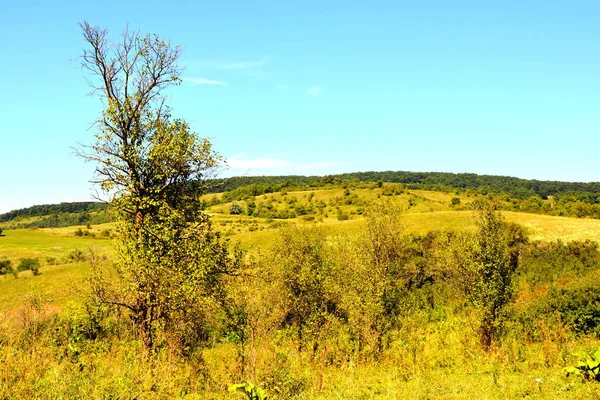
[100,229,112,238]
[229,202,244,215]
[519,240,600,286]
[0,256,15,277]
[542,279,600,337]
[46,257,58,265]
[337,213,349,221]
[17,258,41,276]
[63,248,88,263]
[458,206,526,348]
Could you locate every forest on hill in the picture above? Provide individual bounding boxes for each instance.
[207,170,600,201]
[4,169,600,229]
[0,202,107,223]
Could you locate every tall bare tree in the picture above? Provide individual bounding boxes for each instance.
[78,22,240,351]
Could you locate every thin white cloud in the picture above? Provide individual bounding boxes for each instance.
[308,86,321,96]
[185,77,229,86]
[198,58,269,70]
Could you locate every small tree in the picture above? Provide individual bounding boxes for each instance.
[273,226,340,364]
[356,200,408,353]
[461,205,525,348]
[332,199,412,357]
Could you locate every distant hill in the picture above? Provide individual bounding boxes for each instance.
[0,202,110,228]
[207,170,600,202]
[0,202,107,222]
[4,170,600,226]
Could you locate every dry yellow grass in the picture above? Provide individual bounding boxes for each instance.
[503,211,600,242]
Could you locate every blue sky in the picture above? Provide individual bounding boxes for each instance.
[1,0,599,213]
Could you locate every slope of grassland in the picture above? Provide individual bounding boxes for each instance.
[0,226,114,310]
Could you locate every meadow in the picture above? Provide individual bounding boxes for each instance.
[2,185,600,398]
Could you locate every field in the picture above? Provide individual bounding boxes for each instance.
[4,202,600,313]
[2,187,600,398]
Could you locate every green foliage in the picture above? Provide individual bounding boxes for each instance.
[565,348,600,382]
[0,202,107,223]
[202,171,600,220]
[0,256,15,277]
[273,226,340,361]
[229,382,269,400]
[520,240,600,286]
[451,197,461,206]
[246,199,256,216]
[17,258,41,276]
[230,202,245,215]
[460,205,525,348]
[7,192,600,397]
[100,228,112,238]
[205,170,600,204]
[79,22,242,351]
[534,278,600,337]
[329,200,422,356]
[336,213,349,221]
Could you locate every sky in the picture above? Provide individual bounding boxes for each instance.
[1,0,599,213]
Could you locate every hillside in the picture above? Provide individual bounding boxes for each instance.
[3,184,600,398]
[0,202,110,229]
[206,170,600,200]
[4,169,600,231]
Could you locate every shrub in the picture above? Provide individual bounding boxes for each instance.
[519,240,600,286]
[64,248,88,263]
[337,213,349,221]
[273,226,341,363]
[0,256,15,277]
[100,229,112,238]
[17,258,41,276]
[459,206,526,349]
[229,382,269,400]
[230,202,244,215]
[543,279,600,336]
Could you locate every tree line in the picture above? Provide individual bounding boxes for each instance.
[207,171,600,203]
[0,202,107,223]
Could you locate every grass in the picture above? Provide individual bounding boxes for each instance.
[4,188,600,398]
[503,212,600,242]
[0,226,114,260]
[0,227,114,312]
[0,261,90,311]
